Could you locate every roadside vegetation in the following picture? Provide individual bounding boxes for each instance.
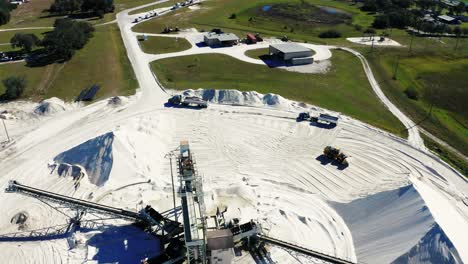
[138,36,191,54]
[151,51,406,135]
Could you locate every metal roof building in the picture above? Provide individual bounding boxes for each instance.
[269,43,314,65]
[438,15,458,24]
[204,32,239,47]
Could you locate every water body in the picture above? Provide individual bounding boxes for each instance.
[262,5,271,11]
[320,6,342,14]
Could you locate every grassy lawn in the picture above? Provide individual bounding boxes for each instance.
[151,51,406,135]
[0,25,137,101]
[138,36,191,54]
[133,0,375,45]
[0,0,159,29]
[244,48,270,59]
[128,0,178,15]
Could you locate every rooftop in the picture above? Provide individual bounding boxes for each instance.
[205,32,239,42]
[270,43,311,54]
[438,15,456,21]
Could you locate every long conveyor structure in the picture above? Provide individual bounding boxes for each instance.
[5,180,183,238]
[6,180,144,221]
[258,234,357,264]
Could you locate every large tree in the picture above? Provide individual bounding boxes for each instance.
[41,18,94,61]
[11,33,40,53]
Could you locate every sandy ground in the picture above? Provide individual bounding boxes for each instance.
[347,37,402,47]
[0,1,467,263]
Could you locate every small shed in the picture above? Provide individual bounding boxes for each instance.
[437,15,459,24]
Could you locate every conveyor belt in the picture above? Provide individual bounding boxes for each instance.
[258,234,356,264]
[6,181,144,221]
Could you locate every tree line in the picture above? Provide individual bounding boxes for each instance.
[10,18,94,61]
[50,0,114,18]
[360,0,468,34]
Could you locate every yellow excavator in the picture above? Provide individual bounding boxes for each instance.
[323,146,348,166]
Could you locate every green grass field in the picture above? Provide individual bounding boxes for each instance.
[0,0,159,29]
[366,49,468,156]
[151,51,406,135]
[138,35,191,54]
[0,25,137,101]
[244,48,270,59]
[133,0,374,44]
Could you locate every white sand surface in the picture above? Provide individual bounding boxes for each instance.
[347,37,402,47]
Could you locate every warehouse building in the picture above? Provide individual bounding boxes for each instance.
[204,32,239,47]
[269,43,314,65]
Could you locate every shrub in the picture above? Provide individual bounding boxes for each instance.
[2,76,27,100]
[354,24,363,31]
[229,13,236,19]
[319,30,342,38]
[404,87,419,100]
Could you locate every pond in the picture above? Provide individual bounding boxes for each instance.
[320,6,344,14]
[262,5,271,11]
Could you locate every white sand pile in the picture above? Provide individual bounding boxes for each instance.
[331,184,462,263]
[0,101,38,120]
[53,132,115,186]
[181,89,311,111]
[393,224,462,264]
[34,97,67,115]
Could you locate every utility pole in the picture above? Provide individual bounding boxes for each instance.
[2,118,10,142]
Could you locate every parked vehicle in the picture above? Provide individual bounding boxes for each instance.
[167,95,208,108]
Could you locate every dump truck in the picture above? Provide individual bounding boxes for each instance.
[296,112,310,121]
[323,146,348,166]
[167,95,208,108]
[310,113,339,125]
